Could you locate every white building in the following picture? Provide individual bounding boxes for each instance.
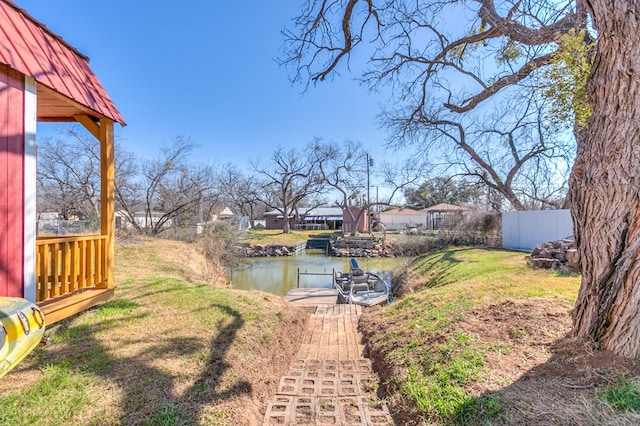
[379,208,427,231]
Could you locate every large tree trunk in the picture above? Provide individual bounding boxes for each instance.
[281,205,291,234]
[569,0,640,357]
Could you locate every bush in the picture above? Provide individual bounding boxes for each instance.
[197,222,242,268]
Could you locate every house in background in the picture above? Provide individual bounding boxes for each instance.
[422,203,468,230]
[211,206,235,222]
[379,207,428,231]
[115,211,173,231]
[115,205,235,233]
[37,212,97,236]
[341,206,368,234]
[0,0,125,324]
[299,207,345,230]
[264,206,368,233]
[264,207,342,231]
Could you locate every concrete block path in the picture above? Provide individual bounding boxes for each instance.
[263,304,395,425]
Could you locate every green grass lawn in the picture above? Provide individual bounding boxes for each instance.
[240,228,333,246]
[405,247,579,301]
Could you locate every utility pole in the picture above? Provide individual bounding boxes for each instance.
[366,153,373,233]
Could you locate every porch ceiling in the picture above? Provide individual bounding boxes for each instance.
[36,82,101,122]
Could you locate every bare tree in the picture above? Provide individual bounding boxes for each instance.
[252,146,326,233]
[282,0,640,358]
[117,136,219,236]
[114,148,142,222]
[37,128,101,223]
[312,138,422,235]
[398,95,573,210]
[404,176,485,209]
[216,164,265,228]
[37,125,133,232]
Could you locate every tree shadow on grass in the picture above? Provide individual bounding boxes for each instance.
[111,303,250,424]
[423,248,466,288]
[18,300,253,425]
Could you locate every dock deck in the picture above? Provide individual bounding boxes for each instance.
[284,288,339,307]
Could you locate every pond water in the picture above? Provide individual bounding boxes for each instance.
[228,253,410,297]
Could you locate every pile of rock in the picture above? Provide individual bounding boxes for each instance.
[526,238,580,272]
[237,238,404,258]
[330,238,396,258]
[331,244,395,258]
[239,244,296,257]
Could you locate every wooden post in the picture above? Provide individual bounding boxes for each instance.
[297,268,300,288]
[99,118,115,289]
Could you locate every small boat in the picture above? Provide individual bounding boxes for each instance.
[334,258,392,307]
[0,297,46,378]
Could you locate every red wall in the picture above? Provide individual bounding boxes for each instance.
[265,215,295,230]
[343,206,368,233]
[0,69,25,297]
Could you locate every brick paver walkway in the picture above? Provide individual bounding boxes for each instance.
[263,304,395,425]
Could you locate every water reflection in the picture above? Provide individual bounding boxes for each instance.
[229,253,409,297]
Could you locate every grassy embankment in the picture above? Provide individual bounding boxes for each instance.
[360,247,640,425]
[0,238,307,426]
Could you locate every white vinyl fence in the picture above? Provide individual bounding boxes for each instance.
[502,209,573,251]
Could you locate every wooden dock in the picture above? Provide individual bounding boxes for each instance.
[284,288,339,307]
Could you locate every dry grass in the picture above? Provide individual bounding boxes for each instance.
[0,238,308,425]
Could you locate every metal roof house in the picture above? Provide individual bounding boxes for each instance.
[264,207,344,230]
[263,207,348,231]
[0,0,125,324]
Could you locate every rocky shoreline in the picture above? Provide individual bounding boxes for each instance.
[238,239,400,258]
[237,244,302,257]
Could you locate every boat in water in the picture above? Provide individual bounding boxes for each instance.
[333,258,392,307]
[0,297,46,378]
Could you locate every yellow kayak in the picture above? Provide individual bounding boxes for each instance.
[0,297,45,378]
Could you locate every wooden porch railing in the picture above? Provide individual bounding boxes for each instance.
[35,235,108,304]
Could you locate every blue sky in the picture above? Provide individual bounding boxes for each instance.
[20,1,392,169]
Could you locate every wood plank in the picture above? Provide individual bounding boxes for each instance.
[37,244,47,301]
[284,288,339,307]
[38,288,114,326]
[74,114,99,140]
[70,240,78,292]
[51,242,59,298]
[80,240,88,288]
[85,240,93,286]
[61,241,70,295]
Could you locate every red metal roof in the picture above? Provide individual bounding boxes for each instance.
[0,0,125,125]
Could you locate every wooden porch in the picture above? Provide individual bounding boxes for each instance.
[33,117,117,326]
